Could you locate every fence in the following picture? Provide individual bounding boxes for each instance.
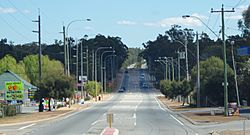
[0,103,22,118]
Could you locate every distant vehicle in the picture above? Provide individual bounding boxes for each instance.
[142,83,148,88]
[118,88,124,92]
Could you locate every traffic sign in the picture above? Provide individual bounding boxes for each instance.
[237,46,250,56]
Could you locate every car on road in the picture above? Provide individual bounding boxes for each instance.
[142,83,148,88]
[118,87,126,92]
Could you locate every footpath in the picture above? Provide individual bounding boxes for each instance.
[0,94,112,126]
[157,96,250,135]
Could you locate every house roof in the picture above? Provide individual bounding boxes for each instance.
[0,70,37,91]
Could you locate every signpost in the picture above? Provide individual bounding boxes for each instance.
[5,81,24,101]
[107,113,114,128]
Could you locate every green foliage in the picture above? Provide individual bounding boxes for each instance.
[84,81,101,97]
[160,80,192,101]
[191,56,235,106]
[122,48,143,68]
[0,55,29,81]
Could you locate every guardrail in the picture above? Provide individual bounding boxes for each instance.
[0,103,22,118]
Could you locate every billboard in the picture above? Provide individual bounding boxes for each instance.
[5,81,24,100]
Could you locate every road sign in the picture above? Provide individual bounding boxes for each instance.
[5,81,24,100]
[237,46,250,56]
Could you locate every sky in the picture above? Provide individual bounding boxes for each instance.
[0,0,249,48]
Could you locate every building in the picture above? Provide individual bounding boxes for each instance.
[0,70,37,103]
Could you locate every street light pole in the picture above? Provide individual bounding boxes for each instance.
[172,40,189,81]
[196,32,201,108]
[65,19,91,76]
[100,50,115,94]
[104,55,116,93]
[94,47,112,101]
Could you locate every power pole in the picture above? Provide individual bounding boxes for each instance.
[61,26,67,75]
[196,32,201,108]
[80,41,83,99]
[75,40,79,89]
[92,50,95,81]
[184,35,189,81]
[211,4,235,116]
[32,10,42,81]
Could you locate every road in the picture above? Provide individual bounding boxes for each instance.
[0,69,201,135]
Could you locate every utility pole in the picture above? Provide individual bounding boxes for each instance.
[92,50,95,81]
[86,45,89,82]
[80,41,84,99]
[32,10,42,81]
[184,35,189,81]
[75,40,79,93]
[177,50,181,81]
[211,4,235,116]
[60,26,67,75]
[196,32,201,108]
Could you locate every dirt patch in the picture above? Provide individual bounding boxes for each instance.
[158,96,246,124]
[183,112,246,123]
[0,110,71,124]
[157,96,199,111]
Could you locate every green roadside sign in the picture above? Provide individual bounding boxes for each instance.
[5,81,24,100]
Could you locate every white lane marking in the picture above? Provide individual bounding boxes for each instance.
[91,119,102,126]
[18,123,36,130]
[133,113,136,118]
[154,97,166,112]
[170,114,184,126]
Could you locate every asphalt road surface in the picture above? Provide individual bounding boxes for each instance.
[0,69,201,135]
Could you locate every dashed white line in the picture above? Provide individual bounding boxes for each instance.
[18,123,36,130]
[170,114,184,126]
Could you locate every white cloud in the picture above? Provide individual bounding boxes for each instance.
[0,7,16,14]
[117,20,137,25]
[144,16,203,28]
[84,26,94,31]
[225,5,248,20]
[23,9,30,14]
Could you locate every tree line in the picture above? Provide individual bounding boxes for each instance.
[0,34,128,100]
[140,5,250,106]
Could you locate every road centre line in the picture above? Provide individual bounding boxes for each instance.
[18,123,36,130]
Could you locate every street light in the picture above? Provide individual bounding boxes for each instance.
[94,46,112,101]
[100,50,115,95]
[182,15,218,37]
[65,19,91,76]
[104,54,116,93]
[171,39,189,81]
[154,59,167,80]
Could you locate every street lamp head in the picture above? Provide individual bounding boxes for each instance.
[182,15,190,19]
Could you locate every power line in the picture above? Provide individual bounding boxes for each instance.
[7,0,32,21]
[0,15,31,41]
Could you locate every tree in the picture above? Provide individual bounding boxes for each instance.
[84,81,101,97]
[191,56,235,106]
[0,54,29,81]
[238,5,250,38]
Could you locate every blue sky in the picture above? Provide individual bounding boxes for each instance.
[0,0,249,48]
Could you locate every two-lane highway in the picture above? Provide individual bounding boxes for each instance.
[0,69,201,135]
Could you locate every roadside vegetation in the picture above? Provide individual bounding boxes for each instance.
[141,5,250,107]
